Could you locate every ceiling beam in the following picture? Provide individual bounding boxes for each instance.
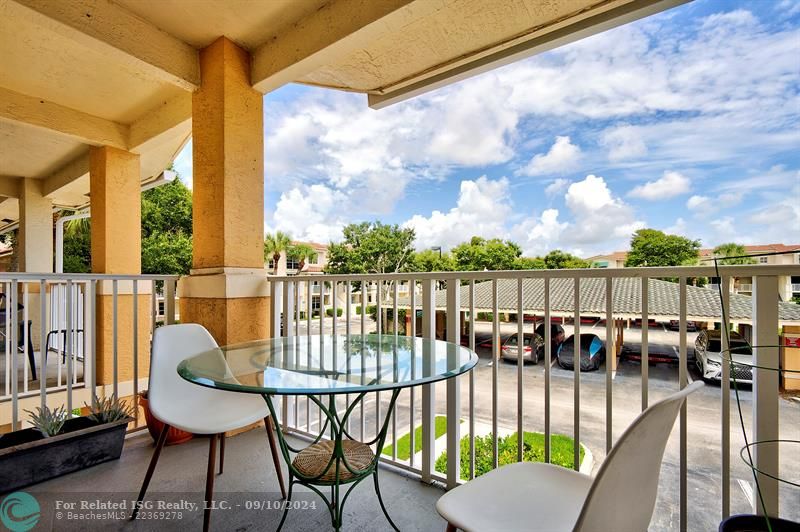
[0,176,21,198]
[251,0,418,94]
[369,0,688,109]
[0,87,128,149]
[43,152,89,198]
[129,92,192,153]
[8,0,200,91]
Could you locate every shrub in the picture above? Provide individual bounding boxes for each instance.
[435,432,583,479]
[476,312,494,321]
[326,308,344,317]
[25,405,68,437]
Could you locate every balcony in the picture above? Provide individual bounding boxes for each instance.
[4,264,797,530]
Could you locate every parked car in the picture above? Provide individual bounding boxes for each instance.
[501,332,545,364]
[694,329,753,384]
[556,334,606,371]
[669,320,698,331]
[534,323,566,360]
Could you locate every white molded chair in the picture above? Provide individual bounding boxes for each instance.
[133,324,285,531]
[437,381,704,532]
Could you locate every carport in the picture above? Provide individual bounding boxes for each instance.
[399,277,800,371]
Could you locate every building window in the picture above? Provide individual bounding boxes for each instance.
[268,259,275,269]
[759,256,768,264]
[287,257,300,269]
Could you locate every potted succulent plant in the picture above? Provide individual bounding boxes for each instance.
[138,390,194,446]
[0,395,134,492]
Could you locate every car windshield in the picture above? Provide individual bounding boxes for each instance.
[708,339,752,355]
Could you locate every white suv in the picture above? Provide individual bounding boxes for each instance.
[694,329,753,384]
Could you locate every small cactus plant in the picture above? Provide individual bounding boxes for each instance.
[86,394,135,424]
[25,405,68,437]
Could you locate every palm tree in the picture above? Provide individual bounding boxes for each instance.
[713,243,756,265]
[264,231,292,275]
[288,243,318,273]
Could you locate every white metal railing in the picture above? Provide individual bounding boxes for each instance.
[1,273,178,434]
[791,283,800,292]
[739,283,753,292]
[268,264,800,530]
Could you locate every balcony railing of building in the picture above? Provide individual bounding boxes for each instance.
[2,264,798,530]
[268,264,799,529]
[1,273,178,435]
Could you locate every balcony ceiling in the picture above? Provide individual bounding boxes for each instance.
[0,0,684,227]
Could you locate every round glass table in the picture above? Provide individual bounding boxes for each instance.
[178,334,478,531]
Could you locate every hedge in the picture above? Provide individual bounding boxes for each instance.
[435,431,583,479]
[325,308,344,317]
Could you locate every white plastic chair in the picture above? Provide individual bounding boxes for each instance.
[437,381,704,532]
[132,324,285,531]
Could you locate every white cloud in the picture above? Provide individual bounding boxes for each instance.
[687,195,709,209]
[518,136,582,177]
[629,171,691,200]
[563,175,645,245]
[404,176,511,250]
[601,125,648,162]
[512,209,568,256]
[271,184,348,243]
[545,178,570,198]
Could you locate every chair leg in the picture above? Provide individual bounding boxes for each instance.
[218,433,225,475]
[264,416,287,499]
[26,338,37,382]
[204,434,218,532]
[131,423,170,520]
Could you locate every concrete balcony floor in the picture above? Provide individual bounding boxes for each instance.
[24,426,446,531]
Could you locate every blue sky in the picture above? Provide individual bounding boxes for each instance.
[174,0,800,257]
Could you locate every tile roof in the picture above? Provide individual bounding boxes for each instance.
[399,277,800,323]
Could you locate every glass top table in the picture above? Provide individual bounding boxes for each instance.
[178,334,478,396]
[177,334,478,531]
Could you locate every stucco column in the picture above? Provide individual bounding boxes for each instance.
[18,178,53,350]
[89,146,150,387]
[178,37,270,345]
[18,178,53,273]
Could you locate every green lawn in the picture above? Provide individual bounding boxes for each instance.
[381,415,448,460]
[435,431,584,478]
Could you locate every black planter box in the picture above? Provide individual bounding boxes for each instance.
[0,416,131,493]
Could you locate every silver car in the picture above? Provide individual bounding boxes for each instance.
[694,329,753,384]
[501,332,545,364]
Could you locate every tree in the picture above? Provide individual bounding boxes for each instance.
[324,222,415,276]
[141,178,192,275]
[287,243,318,272]
[513,256,546,270]
[264,231,292,275]
[542,250,590,269]
[325,222,415,311]
[60,177,194,275]
[409,249,456,272]
[624,229,700,267]
[451,237,523,271]
[712,243,756,265]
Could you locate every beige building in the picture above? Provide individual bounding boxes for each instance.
[588,244,800,301]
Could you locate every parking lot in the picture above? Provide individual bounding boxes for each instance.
[297,316,800,530]
[462,319,799,531]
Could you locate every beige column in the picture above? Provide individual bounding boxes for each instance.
[90,146,150,387]
[18,178,53,350]
[178,37,270,345]
[18,178,53,273]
